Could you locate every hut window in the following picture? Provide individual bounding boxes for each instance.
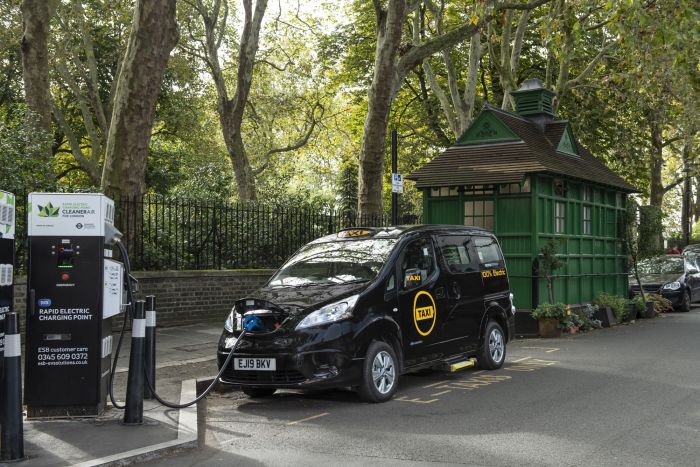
[463,185,495,195]
[499,178,531,194]
[583,186,592,201]
[582,205,592,235]
[464,200,494,230]
[555,202,566,233]
[430,187,458,197]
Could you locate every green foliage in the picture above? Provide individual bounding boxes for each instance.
[0,107,54,193]
[630,295,646,313]
[532,302,568,327]
[562,304,602,331]
[646,293,673,315]
[593,293,626,322]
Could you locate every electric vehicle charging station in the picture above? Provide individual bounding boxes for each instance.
[25,193,124,418]
[0,190,16,379]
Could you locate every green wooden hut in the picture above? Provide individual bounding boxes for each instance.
[407,79,636,310]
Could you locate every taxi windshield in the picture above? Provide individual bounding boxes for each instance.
[269,238,397,287]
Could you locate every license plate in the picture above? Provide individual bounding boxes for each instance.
[234,357,276,371]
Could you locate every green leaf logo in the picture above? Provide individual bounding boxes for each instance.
[37,202,60,217]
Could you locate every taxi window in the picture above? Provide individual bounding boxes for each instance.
[400,238,436,289]
[436,235,476,273]
[473,236,503,268]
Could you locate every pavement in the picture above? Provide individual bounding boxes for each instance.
[15,322,223,466]
[146,306,700,467]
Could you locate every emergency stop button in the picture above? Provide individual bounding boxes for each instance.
[61,273,70,282]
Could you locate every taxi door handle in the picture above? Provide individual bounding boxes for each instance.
[434,287,445,299]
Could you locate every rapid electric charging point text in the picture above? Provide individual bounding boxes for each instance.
[25,193,124,417]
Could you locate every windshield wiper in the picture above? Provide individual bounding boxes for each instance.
[334,278,370,285]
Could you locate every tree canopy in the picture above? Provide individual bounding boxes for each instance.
[1,0,698,236]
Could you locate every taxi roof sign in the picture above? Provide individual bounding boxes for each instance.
[337,228,374,238]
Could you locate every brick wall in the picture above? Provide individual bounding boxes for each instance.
[13,269,274,328]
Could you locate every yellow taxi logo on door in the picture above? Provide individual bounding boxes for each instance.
[413,291,437,336]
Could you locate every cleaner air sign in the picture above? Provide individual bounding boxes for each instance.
[28,193,112,237]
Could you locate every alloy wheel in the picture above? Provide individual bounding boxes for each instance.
[372,350,396,394]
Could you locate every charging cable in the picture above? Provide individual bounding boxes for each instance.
[109,240,244,410]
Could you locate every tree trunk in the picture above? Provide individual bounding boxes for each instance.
[100,0,179,199]
[648,113,664,209]
[190,0,267,203]
[358,0,407,218]
[20,0,55,161]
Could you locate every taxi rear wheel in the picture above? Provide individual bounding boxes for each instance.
[358,341,399,403]
[242,387,277,398]
[478,321,506,370]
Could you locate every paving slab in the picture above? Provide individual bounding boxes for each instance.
[10,322,224,466]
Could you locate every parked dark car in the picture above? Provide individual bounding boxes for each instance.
[629,255,700,312]
[217,225,515,403]
[682,244,700,270]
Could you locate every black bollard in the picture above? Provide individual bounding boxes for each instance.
[1,312,24,461]
[123,300,146,425]
[144,295,156,400]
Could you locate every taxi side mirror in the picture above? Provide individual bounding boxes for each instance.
[688,267,699,275]
[403,268,422,289]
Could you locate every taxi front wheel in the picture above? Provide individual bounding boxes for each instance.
[478,321,506,370]
[358,341,399,403]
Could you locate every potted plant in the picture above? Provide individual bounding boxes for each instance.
[627,295,646,321]
[592,293,625,327]
[644,293,673,317]
[532,303,567,338]
[578,304,603,332]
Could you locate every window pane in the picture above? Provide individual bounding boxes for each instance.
[474,201,483,215]
[400,238,435,289]
[474,236,502,265]
[522,178,531,192]
[437,236,475,273]
[464,216,473,226]
[440,187,450,196]
[484,200,494,216]
[464,202,473,215]
[449,187,458,196]
[483,216,494,230]
[431,188,440,197]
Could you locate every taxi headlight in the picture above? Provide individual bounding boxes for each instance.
[662,281,681,291]
[224,307,242,333]
[296,295,359,330]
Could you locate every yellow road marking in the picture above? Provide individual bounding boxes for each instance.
[423,380,449,388]
[522,346,560,353]
[512,356,531,363]
[431,390,452,396]
[395,395,439,404]
[286,412,329,425]
[472,370,485,374]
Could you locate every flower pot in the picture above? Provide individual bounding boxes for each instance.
[642,301,656,319]
[538,318,561,338]
[623,303,637,322]
[594,305,617,327]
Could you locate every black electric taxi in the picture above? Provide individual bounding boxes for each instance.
[629,254,700,312]
[217,225,515,402]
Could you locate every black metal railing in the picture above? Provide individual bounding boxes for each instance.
[13,192,420,272]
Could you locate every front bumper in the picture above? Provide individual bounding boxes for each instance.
[216,324,363,389]
[661,289,684,307]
